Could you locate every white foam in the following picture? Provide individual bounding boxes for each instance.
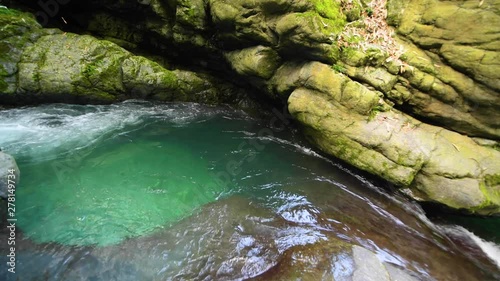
[442,225,500,269]
[0,101,227,161]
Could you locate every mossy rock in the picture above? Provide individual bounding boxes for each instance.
[87,13,144,47]
[284,61,500,215]
[0,8,45,95]
[275,11,344,63]
[225,46,281,80]
[385,0,500,139]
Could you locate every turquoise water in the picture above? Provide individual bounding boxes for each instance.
[1,101,316,246]
[0,101,499,280]
[17,138,221,246]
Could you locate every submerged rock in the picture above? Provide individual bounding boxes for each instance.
[0,151,19,199]
[353,246,390,281]
[352,246,419,281]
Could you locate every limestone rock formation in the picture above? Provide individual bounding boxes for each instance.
[0,9,253,106]
[386,0,500,139]
[282,62,500,215]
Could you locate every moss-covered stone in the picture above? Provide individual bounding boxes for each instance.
[342,0,363,22]
[225,46,281,80]
[310,0,344,22]
[0,8,247,105]
[209,0,276,46]
[281,61,500,215]
[0,64,9,91]
[385,0,500,140]
[477,174,500,215]
[87,13,144,48]
[288,87,418,186]
[275,11,344,63]
[0,8,45,96]
[176,0,206,30]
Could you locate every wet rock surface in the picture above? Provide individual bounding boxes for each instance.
[1,193,498,280]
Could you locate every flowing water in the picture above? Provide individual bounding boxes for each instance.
[0,101,499,280]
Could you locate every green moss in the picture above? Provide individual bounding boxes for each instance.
[323,134,363,163]
[303,0,346,34]
[343,33,363,45]
[83,62,98,78]
[0,7,21,16]
[184,6,198,22]
[31,42,48,72]
[0,52,14,93]
[0,64,7,76]
[82,57,107,83]
[367,104,385,121]
[72,84,116,102]
[296,11,345,35]
[340,46,360,62]
[484,174,500,187]
[311,0,342,20]
[365,48,388,66]
[472,177,500,215]
[161,71,178,87]
[365,7,373,17]
[493,143,500,152]
[331,63,346,73]
[342,0,363,22]
[90,91,116,102]
[332,137,353,159]
[326,45,341,62]
[0,78,7,92]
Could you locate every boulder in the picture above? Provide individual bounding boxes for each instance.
[352,246,419,281]
[0,151,20,199]
[282,62,500,215]
[0,8,254,106]
[352,246,390,281]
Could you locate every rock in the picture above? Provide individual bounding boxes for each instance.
[0,9,254,106]
[225,46,281,81]
[283,61,500,215]
[0,151,19,199]
[274,10,343,63]
[385,263,420,281]
[352,246,390,281]
[385,0,500,139]
[0,9,43,97]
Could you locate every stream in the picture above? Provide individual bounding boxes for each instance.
[0,101,499,280]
